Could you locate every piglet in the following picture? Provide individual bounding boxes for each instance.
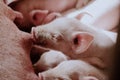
[32,17,117,77]
[34,50,68,73]
[39,60,106,80]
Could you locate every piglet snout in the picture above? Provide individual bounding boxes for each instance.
[31,27,48,46]
[38,73,44,80]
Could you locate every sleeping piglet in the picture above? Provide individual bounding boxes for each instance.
[34,50,68,73]
[39,60,106,80]
[32,17,117,76]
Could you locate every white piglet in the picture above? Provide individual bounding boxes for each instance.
[34,50,68,72]
[39,60,106,80]
[32,17,117,79]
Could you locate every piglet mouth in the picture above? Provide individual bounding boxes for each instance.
[31,27,48,46]
[34,38,48,47]
[36,40,48,47]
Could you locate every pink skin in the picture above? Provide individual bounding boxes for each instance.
[0,1,39,80]
[38,60,106,80]
[65,0,120,32]
[34,50,68,73]
[9,0,119,32]
[0,1,23,21]
[8,0,89,31]
[32,17,117,78]
[29,10,61,25]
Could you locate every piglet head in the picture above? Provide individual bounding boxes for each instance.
[39,72,99,80]
[38,72,57,80]
[38,69,99,80]
[29,10,49,25]
[38,72,72,80]
[30,10,61,25]
[32,17,94,55]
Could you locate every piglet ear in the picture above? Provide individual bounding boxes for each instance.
[83,76,99,80]
[72,32,94,54]
[29,10,49,25]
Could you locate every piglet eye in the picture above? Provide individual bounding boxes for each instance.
[74,37,78,45]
